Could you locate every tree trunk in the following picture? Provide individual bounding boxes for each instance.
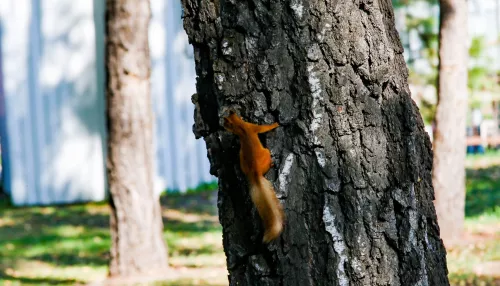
[182,0,449,285]
[105,0,168,277]
[433,0,468,246]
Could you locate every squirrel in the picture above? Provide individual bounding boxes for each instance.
[223,111,284,243]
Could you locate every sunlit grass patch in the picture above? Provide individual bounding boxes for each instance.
[2,259,107,285]
[0,190,225,285]
[447,160,500,285]
[448,272,500,286]
[169,253,226,268]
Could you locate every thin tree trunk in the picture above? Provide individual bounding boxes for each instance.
[182,0,449,285]
[433,0,468,246]
[105,0,168,277]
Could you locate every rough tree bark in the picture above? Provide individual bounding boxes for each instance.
[182,0,449,285]
[105,0,168,277]
[433,0,468,246]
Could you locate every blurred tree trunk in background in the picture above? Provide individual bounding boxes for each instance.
[182,0,449,284]
[105,0,168,277]
[433,0,468,246]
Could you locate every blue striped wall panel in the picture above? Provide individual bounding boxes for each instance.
[0,0,108,205]
[0,0,215,206]
[150,0,215,192]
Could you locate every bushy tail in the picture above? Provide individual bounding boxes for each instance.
[249,175,284,243]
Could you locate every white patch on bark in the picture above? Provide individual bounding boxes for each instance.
[279,153,295,193]
[407,209,418,249]
[290,1,303,19]
[307,63,324,146]
[350,258,366,279]
[416,259,429,286]
[216,74,224,90]
[405,184,429,286]
[424,221,432,250]
[315,149,326,167]
[308,64,322,129]
[406,184,419,250]
[317,23,332,42]
[323,204,348,286]
[409,182,417,208]
[216,74,224,83]
[245,37,257,53]
[222,40,232,55]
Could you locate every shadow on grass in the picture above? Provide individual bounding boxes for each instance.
[25,239,110,266]
[165,218,220,233]
[466,166,500,218]
[0,189,221,280]
[0,270,85,285]
[161,190,218,216]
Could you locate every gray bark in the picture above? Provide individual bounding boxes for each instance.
[433,0,468,246]
[105,0,168,277]
[182,0,449,285]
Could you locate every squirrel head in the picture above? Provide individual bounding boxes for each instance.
[223,111,246,135]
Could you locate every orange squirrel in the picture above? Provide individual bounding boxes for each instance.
[223,111,284,243]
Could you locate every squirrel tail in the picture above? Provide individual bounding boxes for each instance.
[249,174,284,243]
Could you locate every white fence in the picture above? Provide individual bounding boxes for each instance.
[0,0,215,206]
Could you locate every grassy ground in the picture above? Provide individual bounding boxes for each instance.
[0,152,499,285]
[0,192,227,285]
[447,151,500,285]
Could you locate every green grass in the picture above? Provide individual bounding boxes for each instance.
[465,166,500,220]
[164,181,218,196]
[0,191,226,285]
[0,153,499,285]
[445,152,500,285]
